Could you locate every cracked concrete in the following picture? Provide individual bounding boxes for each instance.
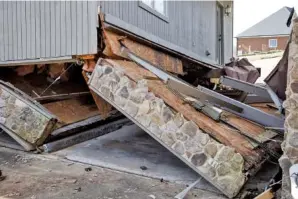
[0,147,225,199]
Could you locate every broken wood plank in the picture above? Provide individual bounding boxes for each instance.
[104,59,262,168]
[82,71,113,119]
[43,98,99,125]
[221,112,278,144]
[34,91,91,102]
[254,188,274,199]
[103,29,184,75]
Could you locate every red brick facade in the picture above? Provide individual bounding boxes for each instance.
[236,36,289,55]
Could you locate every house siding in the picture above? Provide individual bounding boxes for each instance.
[237,36,289,55]
[99,1,234,64]
[0,1,98,65]
[0,1,233,65]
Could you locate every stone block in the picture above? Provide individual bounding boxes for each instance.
[179,121,198,137]
[129,90,146,104]
[161,120,179,132]
[136,115,151,127]
[100,86,114,100]
[204,142,218,158]
[149,111,165,126]
[215,146,235,163]
[103,66,113,75]
[286,112,298,129]
[115,86,130,99]
[216,163,231,176]
[149,123,163,137]
[124,100,139,117]
[137,100,151,116]
[172,141,185,155]
[175,132,188,142]
[173,113,185,128]
[191,153,207,167]
[161,106,174,123]
[160,131,176,146]
[114,95,127,108]
[150,98,164,114]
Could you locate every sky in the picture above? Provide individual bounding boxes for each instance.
[234,0,298,37]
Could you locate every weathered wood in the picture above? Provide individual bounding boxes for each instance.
[105,59,262,168]
[254,188,274,199]
[82,71,113,119]
[43,98,99,125]
[103,29,184,75]
[82,59,96,72]
[222,112,278,144]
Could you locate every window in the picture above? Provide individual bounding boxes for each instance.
[269,39,277,48]
[140,0,168,21]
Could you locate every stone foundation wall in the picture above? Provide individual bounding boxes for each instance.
[0,84,55,145]
[279,17,298,199]
[89,63,246,198]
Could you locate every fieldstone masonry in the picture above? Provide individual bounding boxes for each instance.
[280,17,298,199]
[89,63,246,198]
[0,84,56,145]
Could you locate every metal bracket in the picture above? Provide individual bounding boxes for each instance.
[220,76,283,113]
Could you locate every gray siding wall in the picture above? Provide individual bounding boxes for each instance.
[0,1,98,64]
[99,1,233,64]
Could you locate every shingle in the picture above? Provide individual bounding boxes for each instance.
[236,7,295,38]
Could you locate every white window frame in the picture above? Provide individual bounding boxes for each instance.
[268,39,278,48]
[139,0,169,22]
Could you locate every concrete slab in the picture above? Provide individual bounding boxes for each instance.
[55,124,219,193]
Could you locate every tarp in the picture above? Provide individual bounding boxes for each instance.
[224,58,260,84]
[264,42,289,101]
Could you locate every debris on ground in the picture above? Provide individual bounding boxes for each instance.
[139,166,147,171]
[85,167,92,172]
[0,170,6,181]
[0,9,294,199]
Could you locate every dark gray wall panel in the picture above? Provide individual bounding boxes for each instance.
[0,1,98,65]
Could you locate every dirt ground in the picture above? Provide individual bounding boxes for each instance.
[0,147,225,199]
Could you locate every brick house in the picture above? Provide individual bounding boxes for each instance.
[236,7,294,55]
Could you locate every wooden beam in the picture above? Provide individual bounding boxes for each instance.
[102,29,184,75]
[82,71,113,119]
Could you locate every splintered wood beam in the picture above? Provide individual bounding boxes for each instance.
[102,29,184,75]
[82,71,113,119]
[104,59,263,169]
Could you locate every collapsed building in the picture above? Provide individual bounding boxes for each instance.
[0,1,295,198]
